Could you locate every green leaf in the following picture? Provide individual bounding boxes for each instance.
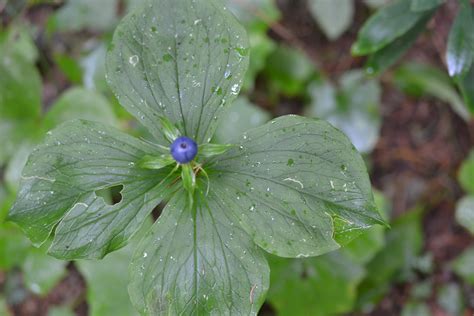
[227,0,280,32]
[365,12,433,74]
[77,224,148,316]
[452,246,474,285]
[356,207,423,310]
[306,70,382,153]
[393,63,470,121]
[446,1,474,77]
[0,25,38,64]
[458,62,474,113]
[209,115,384,258]
[0,224,31,271]
[455,196,474,235]
[43,87,118,131]
[363,0,390,8]
[263,45,316,97]
[5,143,34,192]
[341,190,389,264]
[437,283,464,316]
[129,189,269,315]
[0,297,11,316]
[215,97,270,143]
[459,151,474,194]
[0,50,42,165]
[8,120,177,259]
[243,32,276,91]
[352,0,431,55]
[401,301,431,316]
[54,53,83,84]
[53,0,119,32]
[410,0,444,11]
[308,0,354,40]
[47,307,75,316]
[106,0,249,144]
[22,245,68,296]
[138,154,175,170]
[267,251,365,316]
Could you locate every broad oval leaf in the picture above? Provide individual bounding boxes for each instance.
[446,1,474,77]
[129,188,269,315]
[209,115,384,258]
[106,0,249,144]
[8,120,177,259]
[351,0,430,55]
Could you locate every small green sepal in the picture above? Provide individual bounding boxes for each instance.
[198,143,234,158]
[138,154,175,170]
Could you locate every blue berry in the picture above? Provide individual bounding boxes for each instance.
[170,136,198,164]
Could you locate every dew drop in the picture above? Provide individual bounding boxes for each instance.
[129,55,139,67]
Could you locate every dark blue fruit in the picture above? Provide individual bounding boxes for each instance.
[170,136,198,164]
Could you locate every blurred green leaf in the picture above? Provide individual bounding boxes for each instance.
[410,280,433,300]
[365,13,432,74]
[267,251,365,316]
[263,45,316,97]
[437,283,464,316]
[0,0,27,23]
[306,70,382,153]
[455,196,474,235]
[394,63,470,120]
[53,0,119,32]
[243,31,276,91]
[459,151,474,195]
[80,44,108,91]
[364,0,391,8]
[0,25,38,63]
[308,0,354,40]
[5,144,34,192]
[54,53,83,84]
[452,246,474,285]
[446,0,474,77]
[77,242,141,316]
[22,245,68,296]
[42,87,118,131]
[0,49,42,165]
[0,225,31,271]
[47,306,75,316]
[410,0,444,12]
[356,208,424,310]
[341,190,389,264]
[0,297,11,316]
[458,62,474,113]
[401,301,432,316]
[227,0,280,32]
[215,97,270,143]
[352,0,433,55]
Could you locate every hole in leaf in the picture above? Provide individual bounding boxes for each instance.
[95,184,124,205]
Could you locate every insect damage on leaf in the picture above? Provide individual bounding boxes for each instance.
[8,0,386,315]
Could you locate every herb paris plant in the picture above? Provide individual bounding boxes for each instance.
[8,0,385,314]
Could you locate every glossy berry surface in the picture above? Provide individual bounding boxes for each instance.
[170,136,198,164]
